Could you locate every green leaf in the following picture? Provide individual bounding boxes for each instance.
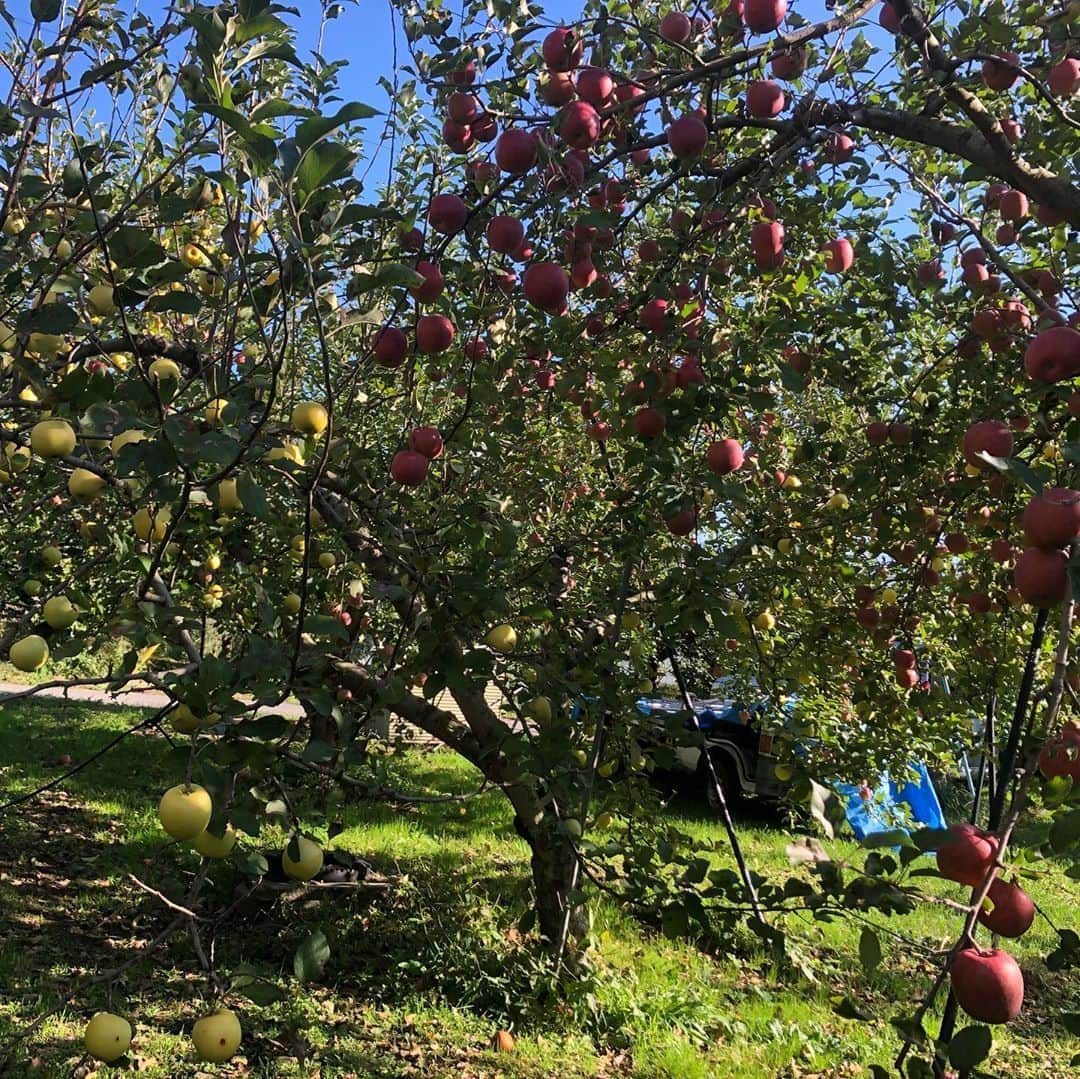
[201,105,277,168]
[231,969,286,1005]
[376,263,426,289]
[859,927,882,974]
[293,928,330,983]
[949,1025,992,1071]
[295,101,378,151]
[1049,808,1080,852]
[17,303,77,334]
[294,141,357,199]
[233,850,269,877]
[147,291,202,315]
[833,995,873,1021]
[233,11,289,44]
[236,473,270,518]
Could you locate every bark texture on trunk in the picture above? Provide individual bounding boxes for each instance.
[330,658,586,953]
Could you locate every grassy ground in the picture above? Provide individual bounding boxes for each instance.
[0,697,1077,1078]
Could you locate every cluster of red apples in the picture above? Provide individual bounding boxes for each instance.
[935,823,1031,1025]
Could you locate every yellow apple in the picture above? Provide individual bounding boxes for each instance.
[206,553,221,571]
[22,578,41,595]
[191,1009,242,1063]
[169,703,206,734]
[180,243,207,269]
[881,587,898,605]
[84,1012,132,1063]
[282,835,323,881]
[68,468,105,498]
[527,696,552,725]
[485,624,517,653]
[43,595,78,629]
[205,398,229,424]
[2,214,25,236]
[54,238,73,260]
[283,592,301,615]
[87,283,117,315]
[148,358,181,381]
[291,401,328,436]
[133,506,171,542]
[30,419,76,458]
[28,332,64,356]
[596,812,613,828]
[777,537,793,554]
[754,610,777,632]
[826,492,849,510]
[158,783,212,840]
[216,478,243,512]
[40,545,62,566]
[781,475,802,490]
[192,824,237,859]
[9,634,49,671]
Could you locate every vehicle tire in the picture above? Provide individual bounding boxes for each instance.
[702,751,740,812]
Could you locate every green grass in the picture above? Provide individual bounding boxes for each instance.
[0,696,1077,1078]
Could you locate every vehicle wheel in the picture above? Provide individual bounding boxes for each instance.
[702,752,740,812]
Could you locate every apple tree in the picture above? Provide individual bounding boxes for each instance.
[1,0,1080,1070]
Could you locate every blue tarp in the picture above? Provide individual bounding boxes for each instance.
[634,696,751,730]
[834,763,947,840]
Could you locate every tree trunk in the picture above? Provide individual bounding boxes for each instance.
[515,811,587,951]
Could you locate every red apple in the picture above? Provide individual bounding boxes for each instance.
[1014,546,1068,606]
[447,92,479,125]
[961,419,1013,467]
[823,132,855,164]
[1021,488,1080,548]
[746,79,785,117]
[822,237,854,272]
[879,0,900,32]
[409,261,444,302]
[659,11,693,43]
[665,507,697,535]
[892,648,916,671]
[427,193,467,235]
[577,66,614,106]
[542,27,584,72]
[1024,326,1080,382]
[374,326,409,368]
[951,947,1024,1024]
[667,114,708,159]
[770,46,806,78]
[415,314,455,354]
[999,189,1029,222]
[1039,722,1080,781]
[707,438,745,475]
[486,215,525,254]
[983,52,1021,91]
[743,0,786,34]
[522,262,570,314]
[634,408,666,438]
[641,298,669,332]
[1048,56,1080,96]
[865,421,889,446]
[408,426,444,459]
[560,100,601,149]
[978,879,1036,938]
[495,128,539,174]
[391,450,429,486]
[936,822,998,885]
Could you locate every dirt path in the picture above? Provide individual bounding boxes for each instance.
[0,679,305,717]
